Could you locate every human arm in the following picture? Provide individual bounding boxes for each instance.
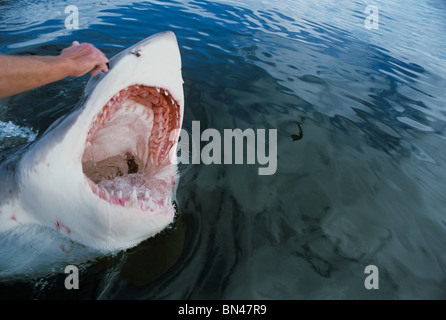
[0,41,109,99]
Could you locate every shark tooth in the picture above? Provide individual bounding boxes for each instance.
[103,189,110,201]
[131,188,138,202]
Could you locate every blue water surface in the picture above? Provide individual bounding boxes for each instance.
[0,0,446,299]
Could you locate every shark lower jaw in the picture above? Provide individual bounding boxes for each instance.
[81,84,181,212]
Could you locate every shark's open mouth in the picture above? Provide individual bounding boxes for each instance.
[81,84,181,211]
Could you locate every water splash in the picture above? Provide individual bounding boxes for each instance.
[0,120,38,151]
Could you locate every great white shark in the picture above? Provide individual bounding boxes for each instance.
[0,31,184,253]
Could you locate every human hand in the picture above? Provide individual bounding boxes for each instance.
[60,41,109,77]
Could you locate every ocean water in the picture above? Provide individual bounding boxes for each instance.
[0,0,446,299]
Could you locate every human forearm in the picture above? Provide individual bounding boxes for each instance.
[0,41,108,99]
[0,55,72,98]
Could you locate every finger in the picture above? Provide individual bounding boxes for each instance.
[90,66,101,77]
[98,65,108,74]
[97,55,109,72]
[72,41,80,46]
[90,63,108,76]
[101,61,109,72]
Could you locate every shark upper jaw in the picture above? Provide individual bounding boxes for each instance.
[13,31,184,251]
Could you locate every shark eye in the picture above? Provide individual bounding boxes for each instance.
[131,50,142,57]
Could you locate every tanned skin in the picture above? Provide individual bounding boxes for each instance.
[0,41,109,99]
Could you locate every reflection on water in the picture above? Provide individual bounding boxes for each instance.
[1,0,446,299]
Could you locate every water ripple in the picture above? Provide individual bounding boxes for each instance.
[1,0,446,299]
